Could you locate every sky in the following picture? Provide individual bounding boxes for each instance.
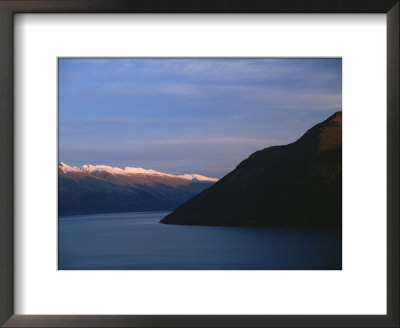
[59,58,341,178]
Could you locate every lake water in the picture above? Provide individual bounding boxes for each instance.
[58,211,341,270]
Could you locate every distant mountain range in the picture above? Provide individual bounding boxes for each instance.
[161,111,342,227]
[58,163,217,216]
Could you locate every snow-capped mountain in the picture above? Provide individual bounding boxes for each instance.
[58,162,218,216]
[59,162,218,182]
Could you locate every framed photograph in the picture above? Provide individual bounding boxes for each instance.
[57,57,343,271]
[0,1,398,327]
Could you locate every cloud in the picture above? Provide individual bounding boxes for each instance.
[128,137,285,147]
[91,81,204,98]
[90,81,341,111]
[116,58,341,84]
[62,58,341,112]
[86,59,108,65]
[60,116,212,129]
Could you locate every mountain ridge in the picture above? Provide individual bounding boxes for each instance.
[59,162,218,182]
[161,111,342,227]
[58,163,217,216]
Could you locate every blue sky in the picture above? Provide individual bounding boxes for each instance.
[59,58,341,178]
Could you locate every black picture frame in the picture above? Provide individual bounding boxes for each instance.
[0,1,398,327]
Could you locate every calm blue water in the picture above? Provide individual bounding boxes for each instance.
[58,211,341,270]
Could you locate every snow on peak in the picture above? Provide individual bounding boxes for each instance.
[59,162,218,182]
[81,164,125,175]
[178,174,219,182]
[59,162,81,173]
[80,164,174,177]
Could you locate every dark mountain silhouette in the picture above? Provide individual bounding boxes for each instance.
[161,111,342,227]
[58,164,216,216]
